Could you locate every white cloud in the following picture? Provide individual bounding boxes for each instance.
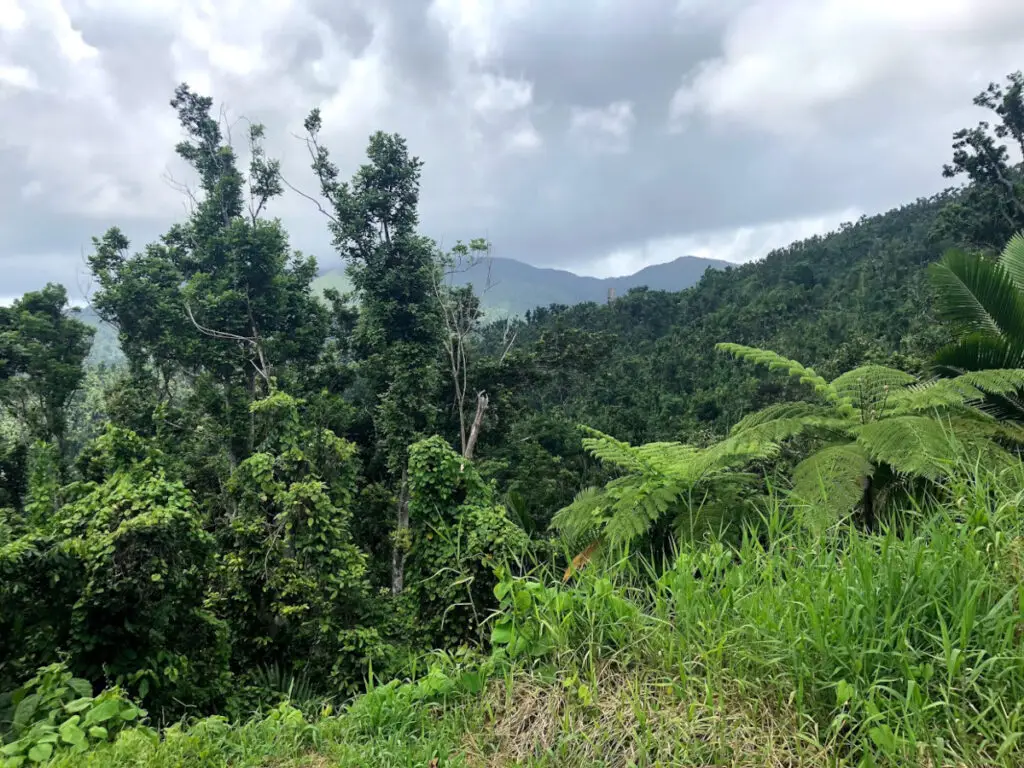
[577,206,863,277]
[569,100,635,154]
[670,0,1024,136]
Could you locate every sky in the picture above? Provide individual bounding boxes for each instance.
[1,0,1024,300]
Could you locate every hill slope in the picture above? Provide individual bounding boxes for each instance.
[313,255,730,316]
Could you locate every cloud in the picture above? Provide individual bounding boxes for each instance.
[569,101,635,154]
[0,0,1022,298]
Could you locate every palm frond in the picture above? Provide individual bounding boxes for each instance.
[928,250,1024,347]
[934,333,1024,374]
[997,230,1024,292]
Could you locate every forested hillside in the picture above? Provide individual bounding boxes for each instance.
[2,71,1024,768]
[314,254,729,317]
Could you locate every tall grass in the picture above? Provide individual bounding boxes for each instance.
[493,462,1024,765]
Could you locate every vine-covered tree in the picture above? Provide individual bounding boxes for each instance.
[303,112,444,594]
[89,84,328,465]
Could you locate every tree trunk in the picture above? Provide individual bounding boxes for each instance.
[390,468,410,595]
[463,391,489,461]
[861,475,875,532]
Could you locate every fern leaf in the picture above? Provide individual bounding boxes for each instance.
[729,402,833,434]
[716,343,836,401]
[791,443,873,530]
[550,485,605,540]
[580,428,649,474]
[829,365,916,414]
[854,416,957,480]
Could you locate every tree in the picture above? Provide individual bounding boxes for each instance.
[0,284,95,459]
[937,71,1024,251]
[434,238,517,460]
[89,84,328,464]
[718,343,1024,529]
[303,112,444,594]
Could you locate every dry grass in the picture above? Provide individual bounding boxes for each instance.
[461,670,840,767]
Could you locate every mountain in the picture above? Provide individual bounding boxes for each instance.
[312,255,730,316]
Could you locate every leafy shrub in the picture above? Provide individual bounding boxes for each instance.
[0,663,148,766]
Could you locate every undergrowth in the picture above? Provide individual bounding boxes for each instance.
[8,463,1024,767]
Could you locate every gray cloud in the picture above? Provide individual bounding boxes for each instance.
[1,0,1023,298]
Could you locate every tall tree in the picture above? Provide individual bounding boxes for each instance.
[937,70,1024,251]
[89,84,328,463]
[303,112,444,593]
[0,284,94,458]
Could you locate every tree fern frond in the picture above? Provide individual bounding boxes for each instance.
[829,365,916,413]
[550,485,605,540]
[952,368,1024,397]
[998,230,1024,292]
[729,402,833,435]
[854,416,957,480]
[716,343,836,401]
[579,428,649,474]
[928,250,1024,347]
[791,444,873,530]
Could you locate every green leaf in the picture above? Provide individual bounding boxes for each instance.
[87,726,108,741]
[12,694,39,730]
[26,743,52,764]
[490,621,513,645]
[63,698,92,714]
[84,699,119,724]
[118,706,139,722]
[59,722,85,746]
[68,679,92,698]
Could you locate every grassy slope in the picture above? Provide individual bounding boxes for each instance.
[53,463,1024,768]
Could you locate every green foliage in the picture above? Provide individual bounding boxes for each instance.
[0,662,147,767]
[936,71,1024,251]
[719,342,1024,528]
[403,436,530,647]
[551,425,778,560]
[215,390,377,693]
[929,233,1024,420]
[1,426,229,711]
[0,284,94,458]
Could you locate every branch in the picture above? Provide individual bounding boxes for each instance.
[280,175,339,226]
[184,302,270,382]
[463,391,489,460]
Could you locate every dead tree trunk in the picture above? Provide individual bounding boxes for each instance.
[463,391,489,461]
[390,468,410,595]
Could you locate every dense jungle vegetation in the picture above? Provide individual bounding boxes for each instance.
[3,70,1024,767]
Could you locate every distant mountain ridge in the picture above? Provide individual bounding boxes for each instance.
[313,255,731,316]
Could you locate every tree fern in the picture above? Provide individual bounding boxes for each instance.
[551,426,778,562]
[720,344,1024,528]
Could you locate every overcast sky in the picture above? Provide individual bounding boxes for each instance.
[2,0,1024,299]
